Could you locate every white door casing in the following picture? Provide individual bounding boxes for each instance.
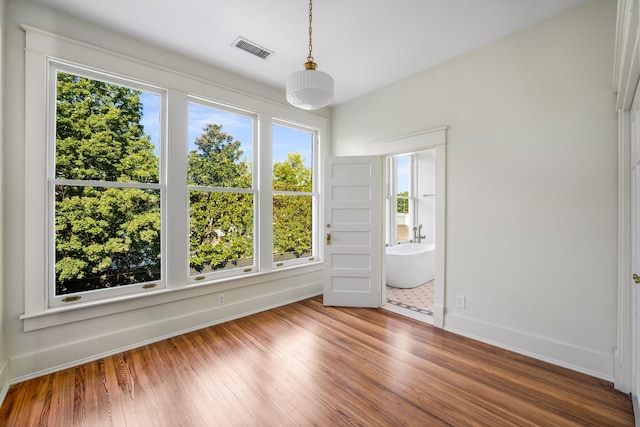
[631,102,640,404]
[323,156,382,307]
[368,129,446,327]
[611,0,638,394]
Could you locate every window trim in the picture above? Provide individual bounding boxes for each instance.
[21,25,328,330]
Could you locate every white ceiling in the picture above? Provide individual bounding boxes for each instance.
[33,0,587,106]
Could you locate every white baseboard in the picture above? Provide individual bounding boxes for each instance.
[445,313,615,381]
[633,393,640,427]
[9,281,322,384]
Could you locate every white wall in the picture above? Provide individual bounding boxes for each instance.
[332,0,618,380]
[2,0,327,382]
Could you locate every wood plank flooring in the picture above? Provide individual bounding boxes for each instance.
[0,296,634,426]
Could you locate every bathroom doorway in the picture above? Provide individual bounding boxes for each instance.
[322,127,446,327]
[383,150,436,324]
[370,127,446,327]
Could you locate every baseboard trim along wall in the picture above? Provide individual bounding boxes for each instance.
[444,313,614,382]
[8,280,323,384]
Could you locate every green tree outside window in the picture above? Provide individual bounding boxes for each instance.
[55,72,161,295]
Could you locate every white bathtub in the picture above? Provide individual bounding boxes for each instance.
[385,243,435,289]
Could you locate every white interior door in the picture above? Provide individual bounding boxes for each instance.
[323,156,382,307]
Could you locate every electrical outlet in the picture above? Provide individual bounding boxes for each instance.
[456,295,466,309]
[218,294,225,305]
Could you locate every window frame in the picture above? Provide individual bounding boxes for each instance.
[271,120,320,268]
[386,154,417,245]
[186,96,259,282]
[21,26,328,331]
[47,62,169,307]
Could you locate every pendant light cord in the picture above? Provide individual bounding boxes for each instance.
[307,0,314,63]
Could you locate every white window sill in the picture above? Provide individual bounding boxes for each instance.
[20,262,322,331]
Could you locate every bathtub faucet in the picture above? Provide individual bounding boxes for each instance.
[413,224,427,243]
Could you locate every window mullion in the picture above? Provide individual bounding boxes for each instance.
[166,89,189,288]
[258,115,274,273]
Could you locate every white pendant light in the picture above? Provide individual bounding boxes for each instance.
[286,0,334,110]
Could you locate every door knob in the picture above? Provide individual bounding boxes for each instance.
[634,273,640,284]
[326,233,331,245]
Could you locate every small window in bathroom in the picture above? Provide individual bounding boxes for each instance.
[386,154,415,245]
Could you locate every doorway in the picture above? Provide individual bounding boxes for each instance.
[322,127,446,327]
[377,129,446,328]
[383,150,436,324]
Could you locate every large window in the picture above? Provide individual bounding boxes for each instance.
[272,123,317,265]
[50,66,164,306]
[37,58,325,312]
[24,31,326,325]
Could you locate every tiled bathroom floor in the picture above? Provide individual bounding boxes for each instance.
[386,280,434,316]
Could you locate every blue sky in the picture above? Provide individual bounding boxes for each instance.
[139,92,312,167]
[396,155,409,193]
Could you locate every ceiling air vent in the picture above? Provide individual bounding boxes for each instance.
[233,37,274,60]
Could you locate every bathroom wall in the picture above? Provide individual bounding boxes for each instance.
[331,0,618,380]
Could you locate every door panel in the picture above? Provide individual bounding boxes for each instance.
[324,156,382,307]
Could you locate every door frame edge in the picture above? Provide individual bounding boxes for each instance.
[616,108,632,393]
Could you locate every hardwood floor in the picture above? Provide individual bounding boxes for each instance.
[0,296,634,426]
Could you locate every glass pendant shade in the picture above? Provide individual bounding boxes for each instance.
[286,68,334,110]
